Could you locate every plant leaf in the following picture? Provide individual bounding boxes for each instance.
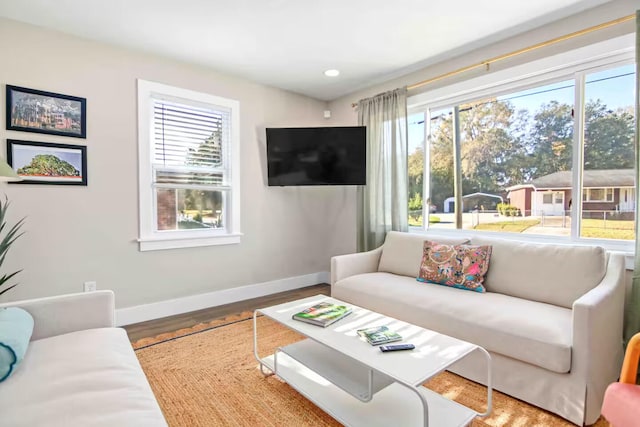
[0,284,17,296]
[0,270,23,288]
[0,196,25,295]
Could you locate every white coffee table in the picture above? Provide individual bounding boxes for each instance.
[253,295,492,427]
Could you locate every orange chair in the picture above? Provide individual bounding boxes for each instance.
[601,333,640,426]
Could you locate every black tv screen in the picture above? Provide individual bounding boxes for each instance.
[266,126,366,186]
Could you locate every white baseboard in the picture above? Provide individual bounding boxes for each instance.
[115,271,330,326]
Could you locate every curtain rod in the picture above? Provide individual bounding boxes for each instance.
[351,13,635,108]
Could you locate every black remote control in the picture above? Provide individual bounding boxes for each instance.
[380,343,415,352]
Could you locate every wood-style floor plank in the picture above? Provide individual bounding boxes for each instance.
[124,283,330,342]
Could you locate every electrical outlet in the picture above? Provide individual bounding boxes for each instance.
[83,281,97,292]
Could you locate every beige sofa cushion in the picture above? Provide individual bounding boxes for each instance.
[333,272,573,373]
[470,236,606,308]
[0,327,167,427]
[378,231,469,277]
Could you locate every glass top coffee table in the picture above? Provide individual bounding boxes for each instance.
[253,295,492,427]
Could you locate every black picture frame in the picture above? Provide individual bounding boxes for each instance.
[6,85,86,138]
[7,139,87,186]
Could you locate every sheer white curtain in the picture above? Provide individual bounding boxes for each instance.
[357,88,408,252]
[628,10,640,345]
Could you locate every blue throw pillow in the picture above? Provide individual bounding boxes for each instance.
[0,307,34,382]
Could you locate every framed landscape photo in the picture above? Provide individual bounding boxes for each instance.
[6,85,86,138]
[7,140,87,186]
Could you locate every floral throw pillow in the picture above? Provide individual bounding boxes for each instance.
[417,240,492,292]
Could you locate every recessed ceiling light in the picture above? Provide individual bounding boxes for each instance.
[324,69,340,77]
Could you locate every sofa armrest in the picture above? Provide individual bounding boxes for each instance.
[0,290,115,341]
[572,252,626,423]
[331,247,383,286]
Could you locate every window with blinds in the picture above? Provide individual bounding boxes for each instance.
[152,98,230,231]
[137,80,241,251]
[153,100,227,186]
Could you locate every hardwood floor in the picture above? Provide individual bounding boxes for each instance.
[124,283,331,342]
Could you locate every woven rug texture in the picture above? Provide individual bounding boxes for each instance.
[133,314,610,427]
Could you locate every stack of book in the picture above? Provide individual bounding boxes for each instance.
[291,302,352,327]
[357,325,402,346]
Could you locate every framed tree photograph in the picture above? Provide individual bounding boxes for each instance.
[6,85,86,138]
[7,140,87,186]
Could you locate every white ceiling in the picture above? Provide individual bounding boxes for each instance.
[0,0,613,101]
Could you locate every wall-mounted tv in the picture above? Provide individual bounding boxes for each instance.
[266,126,366,186]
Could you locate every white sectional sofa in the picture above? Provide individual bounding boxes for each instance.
[331,231,626,425]
[0,290,167,427]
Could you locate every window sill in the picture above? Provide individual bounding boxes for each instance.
[138,233,242,251]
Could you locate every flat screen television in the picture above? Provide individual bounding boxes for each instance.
[266,126,366,186]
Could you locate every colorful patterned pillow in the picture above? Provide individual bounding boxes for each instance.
[417,240,492,292]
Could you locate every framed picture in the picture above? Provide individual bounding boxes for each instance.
[7,139,87,186]
[6,85,86,138]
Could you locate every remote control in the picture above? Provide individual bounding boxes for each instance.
[380,343,415,352]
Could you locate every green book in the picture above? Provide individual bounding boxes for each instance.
[357,325,402,346]
[292,302,352,327]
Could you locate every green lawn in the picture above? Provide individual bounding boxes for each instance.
[474,218,634,239]
[183,209,213,217]
[411,215,635,239]
[409,215,440,226]
[580,218,634,240]
[473,219,540,233]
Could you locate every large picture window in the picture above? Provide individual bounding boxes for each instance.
[408,36,635,246]
[137,80,241,251]
[583,188,614,202]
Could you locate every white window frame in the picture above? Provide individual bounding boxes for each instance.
[583,188,614,202]
[408,34,635,253]
[554,192,564,204]
[137,80,241,251]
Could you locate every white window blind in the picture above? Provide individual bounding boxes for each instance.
[152,99,230,189]
[137,79,241,251]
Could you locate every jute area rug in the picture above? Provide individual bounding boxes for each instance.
[133,313,610,427]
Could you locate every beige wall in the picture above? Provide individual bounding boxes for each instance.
[0,18,357,308]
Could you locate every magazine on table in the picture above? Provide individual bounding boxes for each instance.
[292,302,352,327]
[357,325,402,346]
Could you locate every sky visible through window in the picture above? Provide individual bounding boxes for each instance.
[408,64,636,153]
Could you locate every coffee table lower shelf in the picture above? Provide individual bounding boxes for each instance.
[260,341,476,427]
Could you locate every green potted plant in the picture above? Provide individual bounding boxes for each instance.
[0,196,25,296]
